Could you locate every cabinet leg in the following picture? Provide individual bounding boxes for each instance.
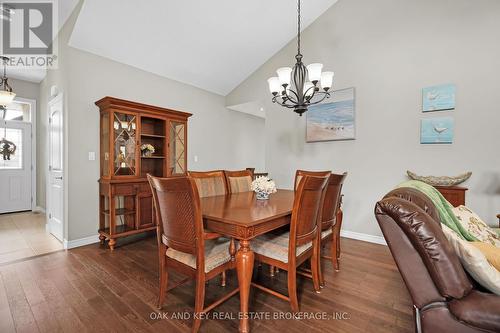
[99,234,106,245]
[109,238,116,251]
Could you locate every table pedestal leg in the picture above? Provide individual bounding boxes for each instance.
[236,239,254,333]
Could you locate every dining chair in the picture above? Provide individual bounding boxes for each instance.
[224,170,253,193]
[148,175,239,333]
[246,167,269,180]
[251,173,330,312]
[188,170,231,286]
[188,170,228,197]
[296,171,347,282]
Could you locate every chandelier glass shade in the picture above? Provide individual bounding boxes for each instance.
[0,56,15,107]
[267,0,334,116]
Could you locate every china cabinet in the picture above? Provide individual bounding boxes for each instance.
[96,97,191,250]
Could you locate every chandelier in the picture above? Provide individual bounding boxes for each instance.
[267,0,334,116]
[0,56,15,107]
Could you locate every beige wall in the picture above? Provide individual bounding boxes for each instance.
[227,0,500,237]
[39,3,265,241]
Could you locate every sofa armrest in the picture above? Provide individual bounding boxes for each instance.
[449,290,500,332]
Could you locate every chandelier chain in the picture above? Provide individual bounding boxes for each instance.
[297,0,301,56]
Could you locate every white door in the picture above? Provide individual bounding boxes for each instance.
[47,95,64,241]
[0,120,32,213]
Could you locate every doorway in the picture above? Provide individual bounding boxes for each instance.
[46,93,64,242]
[0,97,63,264]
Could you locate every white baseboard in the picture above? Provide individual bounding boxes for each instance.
[63,234,100,249]
[340,230,387,246]
[33,206,45,213]
[60,231,386,249]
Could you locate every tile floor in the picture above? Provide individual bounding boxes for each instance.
[0,211,63,264]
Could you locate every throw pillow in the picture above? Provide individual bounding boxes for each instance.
[452,205,500,248]
[441,224,500,295]
[470,242,500,271]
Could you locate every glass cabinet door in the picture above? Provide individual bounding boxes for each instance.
[113,112,137,176]
[169,121,186,175]
[100,112,110,177]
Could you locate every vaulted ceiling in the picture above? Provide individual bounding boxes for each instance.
[68,0,338,96]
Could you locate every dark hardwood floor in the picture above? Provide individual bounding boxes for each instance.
[0,236,413,332]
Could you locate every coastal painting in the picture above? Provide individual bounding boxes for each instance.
[420,117,454,144]
[422,84,456,112]
[306,87,355,142]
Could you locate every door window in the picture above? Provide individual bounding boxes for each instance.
[0,128,23,169]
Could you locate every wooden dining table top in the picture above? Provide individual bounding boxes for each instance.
[200,189,295,227]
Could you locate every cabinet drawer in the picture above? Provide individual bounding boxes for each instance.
[137,183,152,194]
[112,184,136,196]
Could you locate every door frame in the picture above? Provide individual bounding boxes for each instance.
[46,92,67,244]
[11,96,37,211]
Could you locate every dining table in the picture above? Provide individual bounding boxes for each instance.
[200,189,295,333]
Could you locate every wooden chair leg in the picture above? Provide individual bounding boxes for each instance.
[311,239,321,293]
[270,265,275,277]
[157,245,168,309]
[192,273,206,333]
[287,266,299,313]
[221,271,226,287]
[336,209,343,259]
[318,241,325,288]
[332,234,339,271]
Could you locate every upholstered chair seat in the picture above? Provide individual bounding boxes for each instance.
[164,237,232,273]
[321,228,333,239]
[252,232,313,263]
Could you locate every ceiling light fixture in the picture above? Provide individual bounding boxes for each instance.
[0,56,16,107]
[267,0,334,116]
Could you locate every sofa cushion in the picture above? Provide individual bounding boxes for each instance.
[166,237,231,273]
[452,205,500,247]
[449,290,500,332]
[441,224,500,295]
[252,231,312,263]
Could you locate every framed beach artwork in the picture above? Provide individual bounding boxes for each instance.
[306,87,355,142]
[422,84,456,112]
[420,117,454,144]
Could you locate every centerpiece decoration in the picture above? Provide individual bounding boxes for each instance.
[251,176,277,200]
[140,143,155,157]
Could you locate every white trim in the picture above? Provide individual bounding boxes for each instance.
[8,97,37,212]
[340,230,387,246]
[63,234,100,249]
[34,206,45,213]
[46,92,66,242]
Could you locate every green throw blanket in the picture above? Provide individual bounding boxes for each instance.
[396,180,478,241]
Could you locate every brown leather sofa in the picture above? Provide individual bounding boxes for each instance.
[375,188,500,333]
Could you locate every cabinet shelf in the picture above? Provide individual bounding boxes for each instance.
[141,156,165,159]
[103,208,136,216]
[141,133,166,138]
[99,225,156,238]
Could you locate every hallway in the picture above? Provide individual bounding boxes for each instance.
[0,212,63,265]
